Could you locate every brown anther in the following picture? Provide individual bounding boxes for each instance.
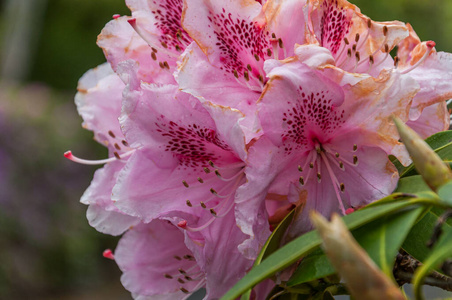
[161,41,168,48]
[353,144,358,151]
[210,188,217,195]
[355,51,360,62]
[278,38,284,48]
[271,32,276,39]
[254,54,260,61]
[151,47,157,53]
[244,70,250,81]
[367,18,372,28]
[174,256,182,260]
[178,278,185,284]
[384,44,389,53]
[151,52,157,60]
[180,288,190,294]
[335,152,340,158]
[183,254,194,260]
[233,69,239,78]
[369,55,374,64]
[352,44,357,52]
[114,143,121,150]
[159,62,164,69]
[394,56,399,68]
[114,152,121,159]
[355,33,360,43]
[267,48,272,56]
[353,155,358,165]
[200,202,207,209]
[208,160,215,167]
[122,140,129,147]
[203,167,211,174]
[185,276,192,281]
[210,208,217,216]
[317,173,322,181]
[339,161,344,169]
[340,183,345,192]
[164,61,169,69]
[347,48,352,57]
[258,75,264,83]
[182,180,189,188]
[175,44,181,52]
[186,200,192,207]
[299,176,304,185]
[164,274,173,279]
[197,177,204,183]
[247,64,252,71]
[344,37,349,45]
[108,130,116,138]
[298,165,303,172]
[215,169,221,177]
[309,162,314,169]
[383,25,388,36]
[178,268,186,274]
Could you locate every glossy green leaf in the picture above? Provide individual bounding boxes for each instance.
[402,206,452,263]
[220,199,427,300]
[413,226,452,299]
[395,175,432,194]
[287,206,423,285]
[393,131,452,178]
[256,209,295,265]
[240,209,296,300]
[437,181,452,206]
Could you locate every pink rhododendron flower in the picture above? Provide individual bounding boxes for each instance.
[67,0,452,298]
[247,59,418,236]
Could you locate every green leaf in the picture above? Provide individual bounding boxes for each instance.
[287,206,423,285]
[437,181,452,206]
[412,226,452,299]
[394,131,452,178]
[256,209,295,265]
[220,199,426,300]
[240,209,296,300]
[395,175,432,194]
[402,207,452,263]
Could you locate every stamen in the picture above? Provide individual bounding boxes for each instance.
[317,173,322,182]
[204,167,211,174]
[210,208,217,216]
[355,33,360,43]
[340,183,345,192]
[353,144,357,151]
[200,202,207,209]
[197,177,204,183]
[112,14,120,19]
[182,180,189,188]
[394,56,399,68]
[108,130,116,138]
[102,249,115,260]
[165,274,173,279]
[254,54,260,61]
[186,200,192,207]
[178,278,185,284]
[309,162,314,169]
[400,41,435,74]
[298,165,303,172]
[299,176,304,186]
[320,152,346,213]
[64,149,135,165]
[353,155,359,165]
[180,288,190,294]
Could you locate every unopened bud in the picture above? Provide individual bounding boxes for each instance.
[394,117,452,191]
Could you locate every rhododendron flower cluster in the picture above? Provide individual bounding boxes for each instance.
[66,0,452,298]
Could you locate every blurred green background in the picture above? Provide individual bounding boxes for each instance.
[0,0,450,299]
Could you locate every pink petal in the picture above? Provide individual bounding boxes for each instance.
[115,220,202,298]
[175,43,262,143]
[97,17,175,84]
[75,63,126,150]
[406,101,450,139]
[182,0,270,91]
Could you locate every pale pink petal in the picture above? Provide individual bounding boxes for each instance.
[115,220,202,298]
[126,0,191,53]
[406,101,450,139]
[75,63,126,150]
[264,0,308,57]
[182,0,270,91]
[113,84,246,224]
[82,162,139,236]
[175,43,262,143]
[97,17,175,84]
